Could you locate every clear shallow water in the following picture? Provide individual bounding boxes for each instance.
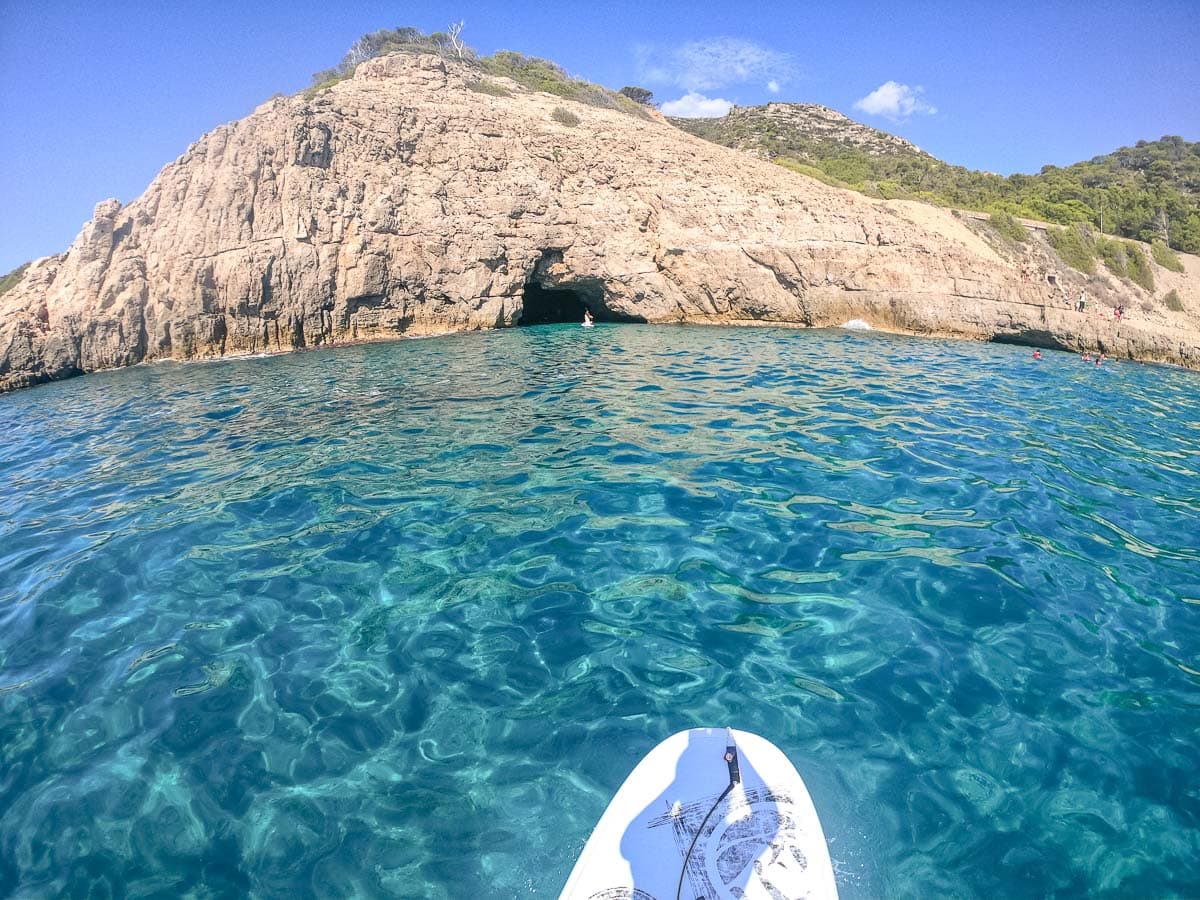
[1,324,1199,898]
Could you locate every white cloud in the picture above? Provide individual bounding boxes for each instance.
[852,81,937,121]
[637,38,793,93]
[661,92,734,118]
[767,79,781,94]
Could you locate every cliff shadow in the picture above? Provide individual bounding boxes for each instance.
[990,329,1071,351]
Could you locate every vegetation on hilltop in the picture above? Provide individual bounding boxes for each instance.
[618,86,655,106]
[1152,238,1185,272]
[1044,223,1160,290]
[308,32,1196,256]
[987,210,1028,243]
[310,25,473,91]
[675,108,1200,254]
[308,26,650,119]
[477,52,648,116]
[0,262,30,298]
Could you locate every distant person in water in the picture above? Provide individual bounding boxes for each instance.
[1032,350,1042,359]
[583,309,594,325]
[1083,353,1091,361]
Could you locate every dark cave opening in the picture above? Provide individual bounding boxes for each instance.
[519,282,590,325]
[990,330,1068,351]
[517,280,648,326]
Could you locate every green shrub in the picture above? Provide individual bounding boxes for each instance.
[304,72,347,97]
[819,155,872,187]
[466,79,511,97]
[611,93,653,118]
[1163,289,1183,312]
[550,106,580,127]
[1151,239,1185,272]
[988,210,1028,242]
[874,179,904,200]
[1047,224,1097,274]
[773,157,851,189]
[0,261,29,297]
[479,50,650,118]
[1125,243,1155,292]
[1095,235,1128,277]
[618,85,654,106]
[481,51,571,94]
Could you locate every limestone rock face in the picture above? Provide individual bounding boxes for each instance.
[2,52,1198,393]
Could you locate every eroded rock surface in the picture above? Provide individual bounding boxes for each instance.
[2,53,1198,393]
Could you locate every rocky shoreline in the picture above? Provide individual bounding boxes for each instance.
[2,52,1197,394]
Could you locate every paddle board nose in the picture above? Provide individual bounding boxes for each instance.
[559,727,838,899]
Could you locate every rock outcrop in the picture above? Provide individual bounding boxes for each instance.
[672,102,932,160]
[2,52,1198,393]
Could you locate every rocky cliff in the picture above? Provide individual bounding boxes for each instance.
[2,52,1198,393]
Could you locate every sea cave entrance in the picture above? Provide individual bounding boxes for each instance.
[517,279,648,326]
[516,249,647,326]
[519,281,591,326]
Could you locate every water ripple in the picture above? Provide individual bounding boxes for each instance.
[1,326,1199,897]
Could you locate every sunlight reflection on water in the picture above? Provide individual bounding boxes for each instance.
[1,325,1199,897]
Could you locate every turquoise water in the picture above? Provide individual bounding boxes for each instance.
[2,324,1199,898]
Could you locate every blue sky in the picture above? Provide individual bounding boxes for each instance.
[1,0,1197,274]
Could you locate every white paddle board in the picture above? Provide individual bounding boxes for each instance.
[561,727,838,899]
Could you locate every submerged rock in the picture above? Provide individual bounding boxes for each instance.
[2,52,1198,392]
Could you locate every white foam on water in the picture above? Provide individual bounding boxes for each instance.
[841,319,872,330]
